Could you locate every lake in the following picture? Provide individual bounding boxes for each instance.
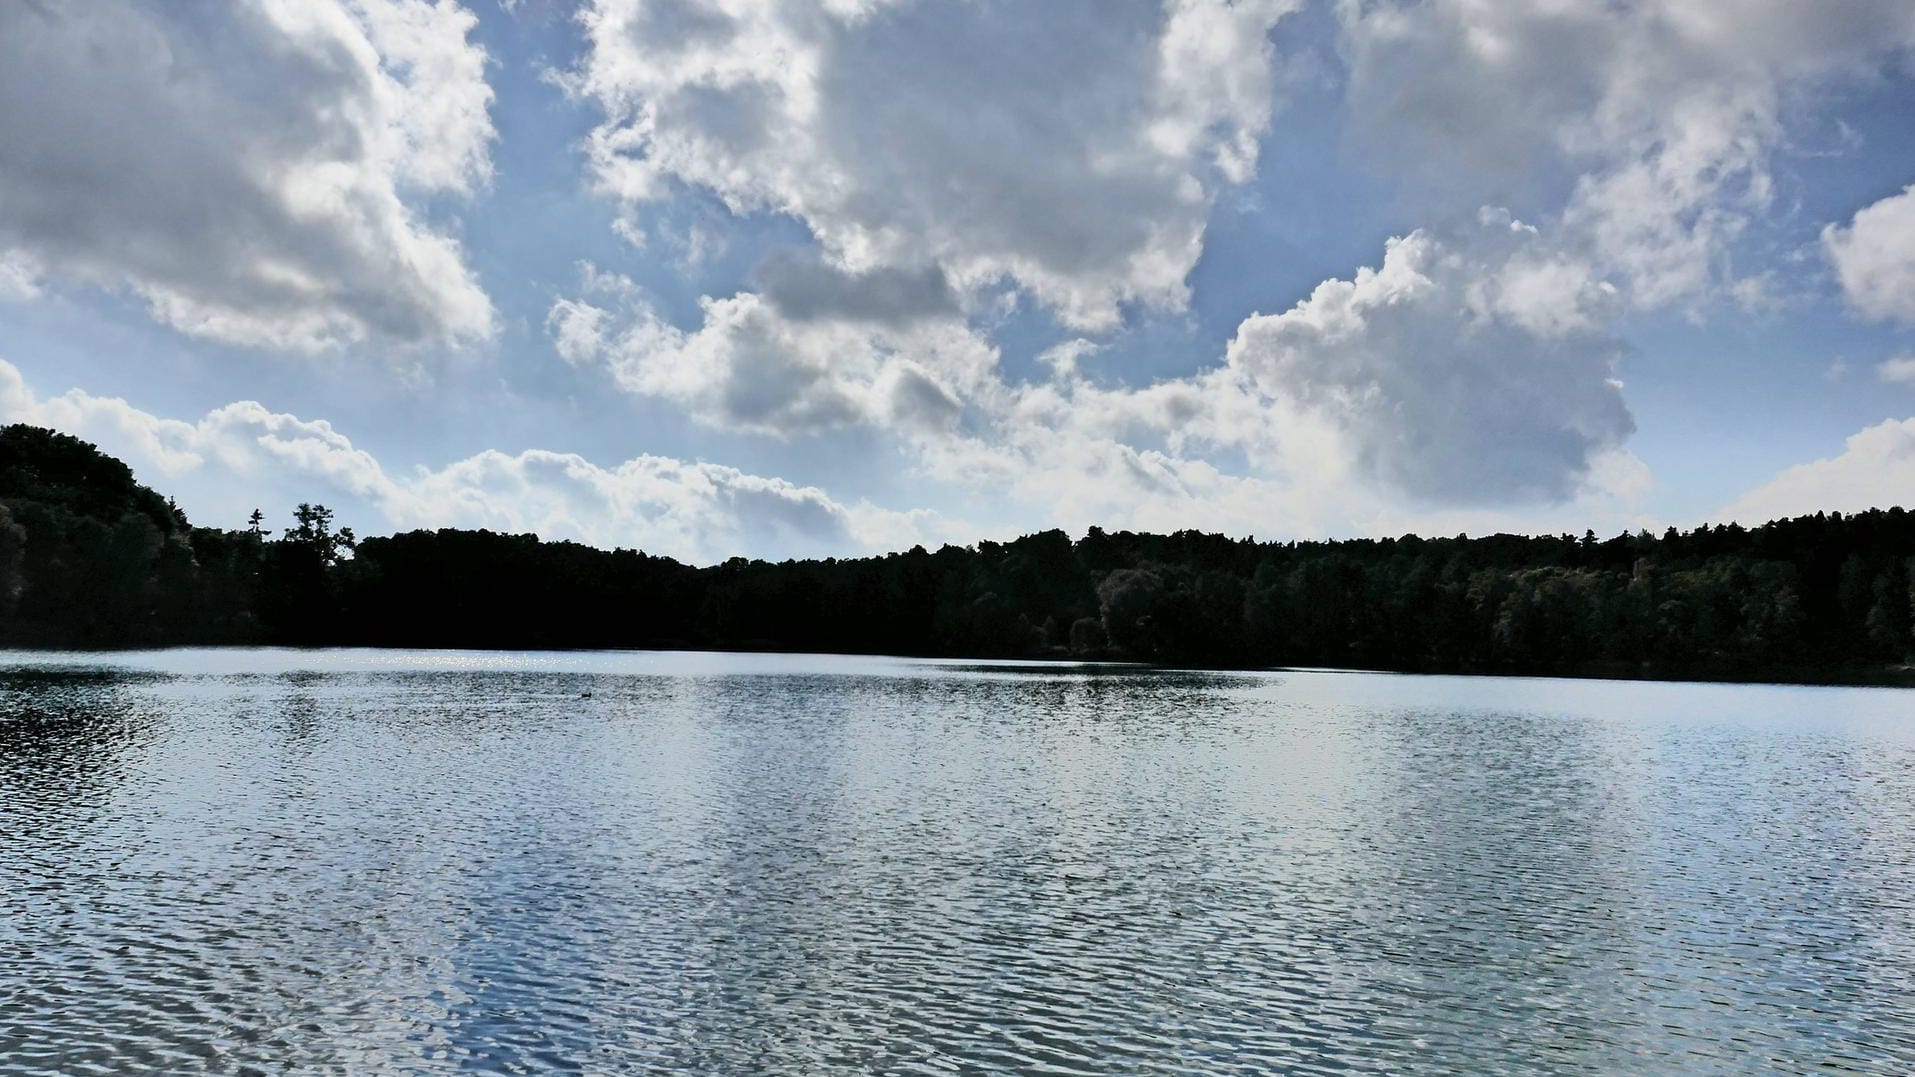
[2,649,1913,1074]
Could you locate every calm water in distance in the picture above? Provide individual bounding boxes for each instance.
[3,648,1914,1074]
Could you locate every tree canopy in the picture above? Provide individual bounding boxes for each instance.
[1,423,1911,684]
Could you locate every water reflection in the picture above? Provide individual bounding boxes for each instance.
[1,652,1913,1074]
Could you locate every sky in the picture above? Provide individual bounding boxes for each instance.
[2,0,1914,564]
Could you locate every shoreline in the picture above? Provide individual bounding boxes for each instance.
[1,641,1908,691]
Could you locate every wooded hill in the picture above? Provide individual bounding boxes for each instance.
[2,423,1911,684]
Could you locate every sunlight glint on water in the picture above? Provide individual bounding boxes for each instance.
[2,649,1914,1074]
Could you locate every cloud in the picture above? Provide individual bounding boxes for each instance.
[1825,184,1915,324]
[556,209,1642,529]
[1225,209,1633,504]
[902,367,1656,546]
[1338,0,1915,308]
[549,266,996,437]
[395,449,868,561]
[0,358,941,564]
[0,1,496,352]
[0,250,40,302]
[751,249,959,326]
[546,296,612,365]
[1724,418,1915,522]
[569,0,1298,330]
[1880,355,1915,385]
[544,270,1328,533]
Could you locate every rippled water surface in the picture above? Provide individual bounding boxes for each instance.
[4,649,1915,1074]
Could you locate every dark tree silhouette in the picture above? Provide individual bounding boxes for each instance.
[0,423,1910,684]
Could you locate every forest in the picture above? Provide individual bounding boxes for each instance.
[1,423,1911,684]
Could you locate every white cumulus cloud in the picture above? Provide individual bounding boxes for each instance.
[568,0,1298,331]
[1724,418,1915,523]
[1879,355,1915,385]
[554,211,1642,520]
[1226,210,1634,503]
[0,359,942,564]
[1338,0,1915,308]
[0,0,497,352]
[549,263,995,437]
[1825,184,1915,324]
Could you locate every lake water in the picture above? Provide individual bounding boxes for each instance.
[2,649,1913,1075]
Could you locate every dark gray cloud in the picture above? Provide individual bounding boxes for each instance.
[753,249,959,327]
[628,0,735,50]
[883,365,964,432]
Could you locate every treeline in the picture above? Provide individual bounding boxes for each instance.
[2,424,1913,683]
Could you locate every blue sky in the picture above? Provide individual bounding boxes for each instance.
[2,0,1913,563]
